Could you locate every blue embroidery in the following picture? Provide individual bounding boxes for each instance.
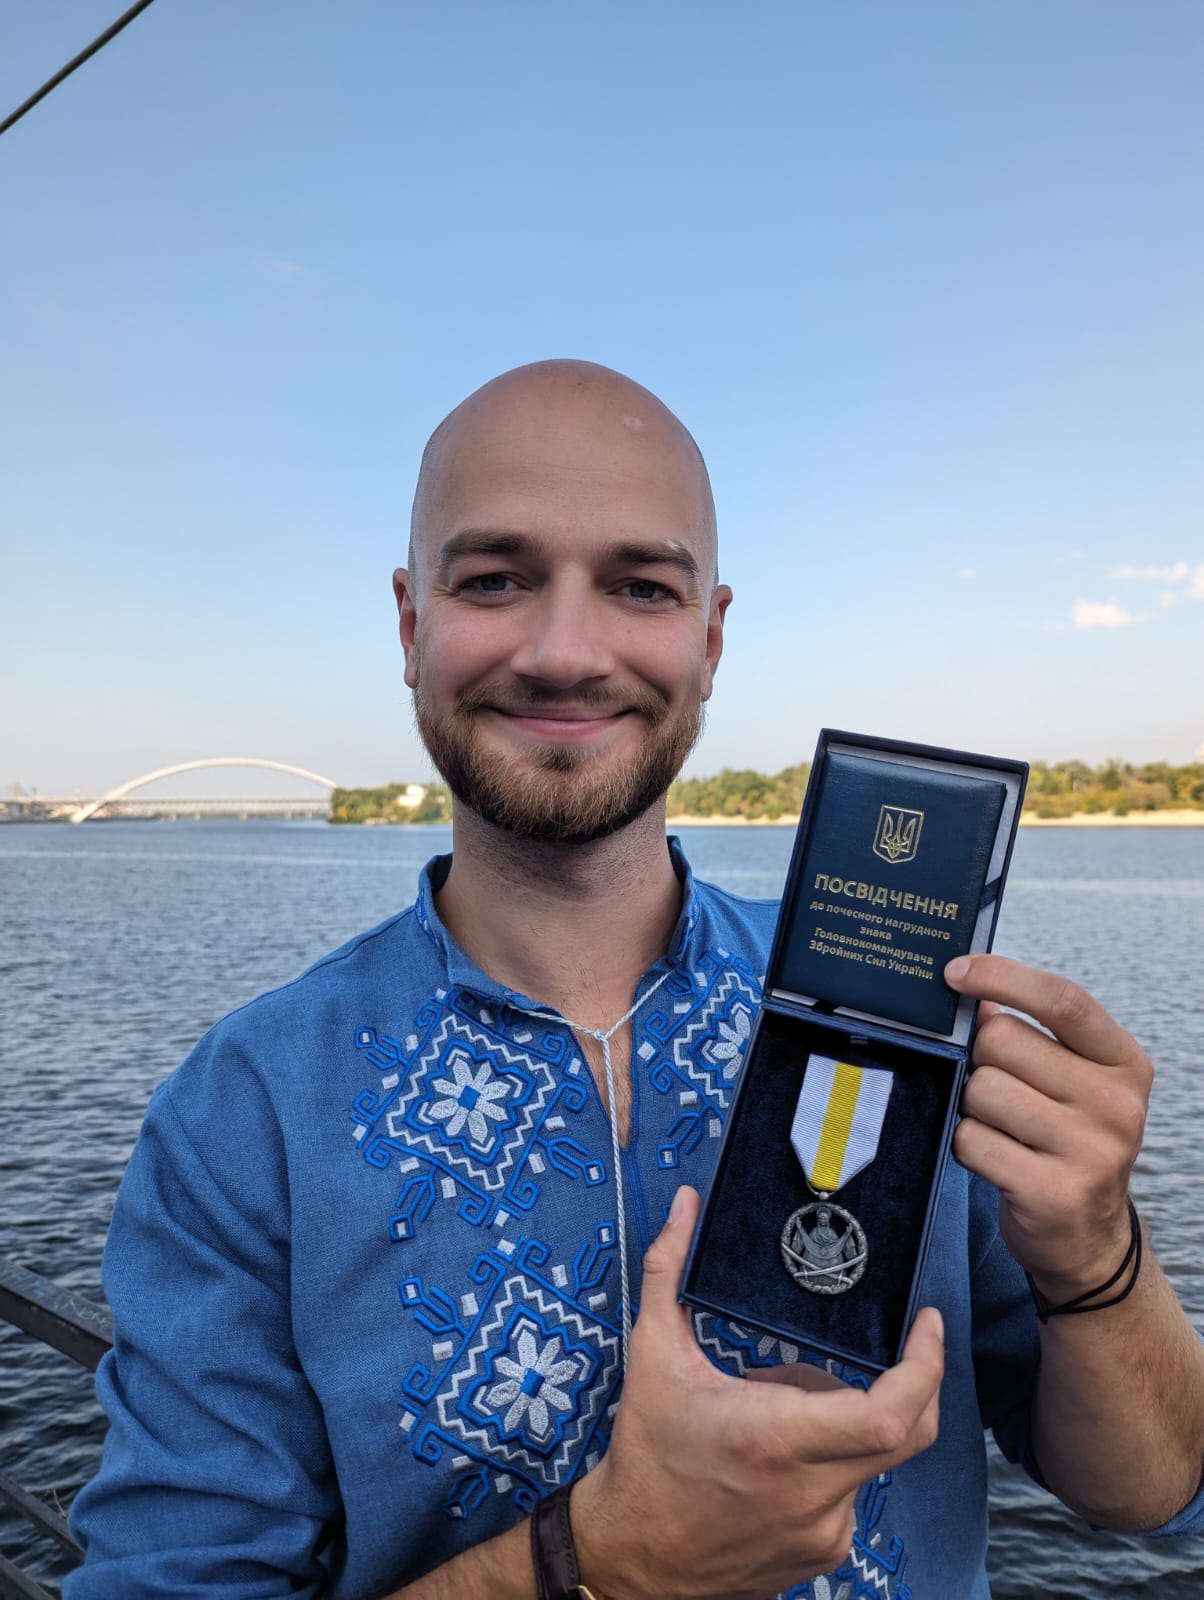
[351,991,604,1232]
[350,948,772,1530]
[426,1047,517,1145]
[469,1305,598,1453]
[397,1244,622,1513]
[643,957,761,1169]
[373,1012,559,1196]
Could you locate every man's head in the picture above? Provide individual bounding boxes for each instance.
[395,359,730,843]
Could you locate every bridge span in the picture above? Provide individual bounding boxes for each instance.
[66,758,341,823]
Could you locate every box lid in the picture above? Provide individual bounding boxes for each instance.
[767,730,1028,1048]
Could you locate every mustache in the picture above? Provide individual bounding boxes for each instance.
[453,682,669,720]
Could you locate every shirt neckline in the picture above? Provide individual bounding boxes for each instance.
[412,835,701,1014]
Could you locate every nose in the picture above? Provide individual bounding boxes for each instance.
[507,575,617,689]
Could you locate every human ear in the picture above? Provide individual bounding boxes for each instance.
[701,583,732,701]
[393,568,419,688]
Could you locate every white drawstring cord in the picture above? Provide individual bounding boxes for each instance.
[514,966,674,1367]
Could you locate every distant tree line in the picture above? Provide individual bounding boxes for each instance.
[1023,759,1204,818]
[670,758,1204,819]
[666,763,812,820]
[329,783,452,825]
[327,759,1204,824]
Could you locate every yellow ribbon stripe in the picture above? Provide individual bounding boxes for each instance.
[810,1061,863,1193]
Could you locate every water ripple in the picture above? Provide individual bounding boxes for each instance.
[1,821,1202,1596]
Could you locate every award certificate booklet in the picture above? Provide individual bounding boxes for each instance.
[776,753,1007,1033]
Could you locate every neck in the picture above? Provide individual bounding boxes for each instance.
[434,799,683,1029]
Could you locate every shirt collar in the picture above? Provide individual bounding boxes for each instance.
[412,835,703,1010]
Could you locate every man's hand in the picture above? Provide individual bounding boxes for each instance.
[945,952,1204,1531]
[945,952,1152,1303]
[571,1187,944,1600]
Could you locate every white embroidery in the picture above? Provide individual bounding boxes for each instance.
[482,1326,583,1444]
[427,1051,514,1148]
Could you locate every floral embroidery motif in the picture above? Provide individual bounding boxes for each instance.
[702,1000,753,1080]
[666,966,763,1111]
[353,934,771,1528]
[353,1009,567,1207]
[478,1317,593,1448]
[432,1271,620,1490]
[426,1049,515,1154]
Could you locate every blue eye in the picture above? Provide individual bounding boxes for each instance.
[625,580,670,602]
[461,573,514,595]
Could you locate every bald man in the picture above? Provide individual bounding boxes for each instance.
[68,362,1204,1600]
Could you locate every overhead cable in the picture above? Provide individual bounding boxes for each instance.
[0,0,158,141]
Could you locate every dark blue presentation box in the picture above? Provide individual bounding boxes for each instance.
[681,730,1028,1373]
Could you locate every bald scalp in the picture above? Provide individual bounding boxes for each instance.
[407,359,718,594]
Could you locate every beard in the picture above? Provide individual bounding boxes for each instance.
[412,674,703,844]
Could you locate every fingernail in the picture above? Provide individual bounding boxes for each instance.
[930,1308,944,1341]
[669,1187,686,1225]
[945,957,971,985]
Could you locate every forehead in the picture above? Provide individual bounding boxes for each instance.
[414,393,715,571]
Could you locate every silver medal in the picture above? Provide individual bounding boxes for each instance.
[780,1200,868,1296]
[781,1056,892,1297]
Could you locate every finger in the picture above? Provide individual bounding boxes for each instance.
[878,1303,945,1406]
[779,1307,944,1467]
[973,1012,1152,1140]
[971,1011,1080,1102]
[961,1061,1076,1153]
[632,1186,701,1356]
[953,1114,1049,1198]
[955,1095,1139,1213]
[746,1362,846,1394]
[945,954,1132,1066]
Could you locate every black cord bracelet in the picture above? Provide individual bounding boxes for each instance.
[1025,1199,1142,1323]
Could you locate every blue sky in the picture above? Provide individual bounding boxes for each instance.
[3,1,1203,797]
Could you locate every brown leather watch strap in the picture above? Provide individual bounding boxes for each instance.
[530,1481,596,1600]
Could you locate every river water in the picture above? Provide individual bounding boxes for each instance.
[1,820,1201,1596]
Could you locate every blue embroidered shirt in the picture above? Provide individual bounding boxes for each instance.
[66,846,1204,1600]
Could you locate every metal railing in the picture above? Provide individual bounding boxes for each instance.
[0,1259,112,1600]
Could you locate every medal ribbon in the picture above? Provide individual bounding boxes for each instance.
[790,1055,893,1193]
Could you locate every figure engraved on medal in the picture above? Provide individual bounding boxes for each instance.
[780,1201,868,1296]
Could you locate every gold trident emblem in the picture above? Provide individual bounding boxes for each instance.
[873,805,924,865]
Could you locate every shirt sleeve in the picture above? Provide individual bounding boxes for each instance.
[967,1172,1204,1537]
[65,1066,340,1598]
[966,1173,1044,1479]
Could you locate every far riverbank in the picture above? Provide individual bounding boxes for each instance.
[666,810,1204,828]
[1019,809,1204,827]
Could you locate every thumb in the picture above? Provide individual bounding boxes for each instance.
[635,1186,700,1341]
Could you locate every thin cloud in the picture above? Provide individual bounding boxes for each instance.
[1190,564,1204,601]
[1110,561,1189,583]
[958,567,976,580]
[1071,600,1133,630]
[262,256,305,284]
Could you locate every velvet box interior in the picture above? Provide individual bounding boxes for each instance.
[680,730,1028,1373]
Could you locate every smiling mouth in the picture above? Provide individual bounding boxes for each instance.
[455,683,670,733]
[497,704,627,721]
[488,706,630,740]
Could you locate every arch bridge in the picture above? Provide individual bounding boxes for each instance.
[70,758,340,823]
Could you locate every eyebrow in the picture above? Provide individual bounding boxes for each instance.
[608,540,701,583]
[434,530,530,578]
[435,530,702,585]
